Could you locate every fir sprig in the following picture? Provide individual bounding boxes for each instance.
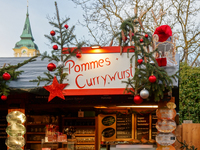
[0,56,38,96]
[31,2,85,85]
[113,16,179,102]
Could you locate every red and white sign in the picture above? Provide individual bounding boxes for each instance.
[57,134,67,142]
[63,46,135,95]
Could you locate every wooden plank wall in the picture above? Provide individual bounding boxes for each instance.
[175,125,182,149]
[182,123,200,149]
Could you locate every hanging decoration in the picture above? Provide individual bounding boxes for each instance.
[149,75,157,83]
[156,105,177,148]
[50,30,56,36]
[1,95,7,100]
[140,88,149,99]
[140,39,144,43]
[145,34,148,38]
[5,111,26,149]
[47,63,56,71]
[3,72,11,81]
[76,53,82,58]
[64,24,69,29]
[43,76,68,102]
[53,45,58,50]
[133,95,143,104]
[137,59,143,65]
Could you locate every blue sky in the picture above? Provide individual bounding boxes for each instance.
[0,0,88,57]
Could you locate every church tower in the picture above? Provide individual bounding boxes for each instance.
[13,7,39,57]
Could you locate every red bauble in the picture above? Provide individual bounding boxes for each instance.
[2,72,11,80]
[149,75,157,83]
[64,24,69,29]
[53,45,58,50]
[140,39,144,43]
[47,63,56,71]
[145,34,148,38]
[76,53,82,58]
[137,59,143,64]
[129,33,134,37]
[134,95,143,104]
[50,30,55,36]
[125,36,128,41]
[1,95,7,100]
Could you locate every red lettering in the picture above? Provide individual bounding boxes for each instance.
[126,69,130,78]
[105,57,111,66]
[75,74,86,88]
[86,78,93,86]
[101,75,107,86]
[96,76,100,84]
[130,67,134,77]
[107,72,117,81]
[65,60,75,74]
[98,59,104,67]
[89,61,99,69]
[81,63,90,71]
[117,71,124,79]
[123,71,126,78]
[74,65,80,72]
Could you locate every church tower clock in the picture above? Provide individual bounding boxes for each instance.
[13,7,39,57]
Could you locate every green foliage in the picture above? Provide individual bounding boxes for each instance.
[179,63,200,123]
[0,56,38,96]
[31,2,85,85]
[114,17,178,101]
[178,139,198,150]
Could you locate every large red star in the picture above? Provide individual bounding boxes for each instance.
[43,76,68,102]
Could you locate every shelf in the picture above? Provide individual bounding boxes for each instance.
[77,142,95,145]
[63,126,95,128]
[75,134,95,137]
[63,117,95,120]
[26,141,41,143]
[26,132,45,134]
[26,123,47,126]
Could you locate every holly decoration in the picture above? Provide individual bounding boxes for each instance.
[53,45,58,50]
[76,53,82,58]
[64,24,69,29]
[145,34,148,38]
[137,59,143,65]
[140,39,144,43]
[50,30,56,36]
[149,75,157,83]
[2,72,11,81]
[134,95,143,104]
[47,63,56,71]
[1,95,7,100]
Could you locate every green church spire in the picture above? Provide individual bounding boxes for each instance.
[13,6,39,51]
[20,7,34,41]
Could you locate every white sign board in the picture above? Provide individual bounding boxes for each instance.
[63,53,135,95]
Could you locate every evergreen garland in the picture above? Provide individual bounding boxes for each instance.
[31,2,85,86]
[112,17,179,102]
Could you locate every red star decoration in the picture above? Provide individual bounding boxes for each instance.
[43,76,68,102]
